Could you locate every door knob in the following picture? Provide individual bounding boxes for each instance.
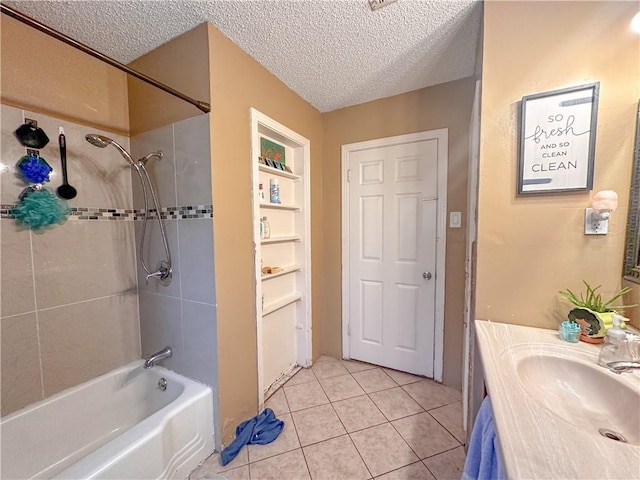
[423,272,432,280]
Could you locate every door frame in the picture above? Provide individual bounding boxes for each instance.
[341,129,448,381]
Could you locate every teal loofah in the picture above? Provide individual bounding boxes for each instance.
[14,188,70,232]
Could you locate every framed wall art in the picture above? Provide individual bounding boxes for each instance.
[260,137,286,165]
[518,82,599,195]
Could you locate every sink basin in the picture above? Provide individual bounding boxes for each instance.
[514,351,640,445]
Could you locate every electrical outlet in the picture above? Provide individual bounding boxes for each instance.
[585,208,608,235]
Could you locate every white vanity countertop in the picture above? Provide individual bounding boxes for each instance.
[475,320,640,480]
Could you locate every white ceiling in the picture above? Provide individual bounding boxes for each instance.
[4,0,482,112]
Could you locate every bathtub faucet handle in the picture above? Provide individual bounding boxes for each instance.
[145,263,172,285]
[144,346,172,369]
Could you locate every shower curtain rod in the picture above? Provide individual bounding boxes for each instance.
[1,3,211,114]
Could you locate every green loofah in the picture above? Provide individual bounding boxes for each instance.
[14,189,70,232]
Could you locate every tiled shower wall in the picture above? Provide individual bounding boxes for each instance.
[0,105,140,416]
[0,107,218,424]
[130,114,219,425]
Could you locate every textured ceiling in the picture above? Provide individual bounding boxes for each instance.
[4,0,482,112]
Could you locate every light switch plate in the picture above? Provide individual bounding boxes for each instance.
[450,211,462,228]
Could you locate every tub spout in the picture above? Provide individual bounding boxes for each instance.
[144,347,172,369]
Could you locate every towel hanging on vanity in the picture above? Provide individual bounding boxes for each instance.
[463,396,505,480]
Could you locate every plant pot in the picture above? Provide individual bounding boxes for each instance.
[567,308,616,344]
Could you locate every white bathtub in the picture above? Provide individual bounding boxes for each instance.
[0,361,214,480]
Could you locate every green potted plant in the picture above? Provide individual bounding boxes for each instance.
[559,281,635,344]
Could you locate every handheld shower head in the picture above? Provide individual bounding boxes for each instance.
[85,134,136,167]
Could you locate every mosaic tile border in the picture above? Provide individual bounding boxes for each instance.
[0,204,213,221]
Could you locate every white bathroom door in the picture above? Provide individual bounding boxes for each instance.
[345,135,441,376]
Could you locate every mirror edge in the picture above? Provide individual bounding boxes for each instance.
[623,100,640,284]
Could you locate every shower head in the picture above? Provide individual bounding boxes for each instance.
[85,134,136,167]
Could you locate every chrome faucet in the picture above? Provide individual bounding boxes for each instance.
[144,346,172,369]
[607,361,640,374]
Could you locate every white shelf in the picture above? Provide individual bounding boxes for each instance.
[263,293,302,316]
[259,164,301,181]
[261,235,301,244]
[262,265,301,281]
[260,202,300,211]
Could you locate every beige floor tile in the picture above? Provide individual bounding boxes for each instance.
[370,387,424,421]
[211,465,250,480]
[284,380,329,411]
[248,413,300,463]
[248,448,310,480]
[285,367,317,386]
[292,403,346,446]
[350,423,418,477]
[392,412,460,459]
[375,461,435,480]
[352,368,398,393]
[342,359,378,373]
[188,448,248,477]
[423,446,466,480]
[312,359,349,379]
[317,355,341,362]
[318,373,365,402]
[428,402,464,443]
[383,368,424,386]
[264,388,290,416]
[402,380,461,411]
[303,434,371,480]
[332,395,388,433]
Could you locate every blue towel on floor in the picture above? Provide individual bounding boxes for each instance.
[462,396,505,480]
[220,408,284,466]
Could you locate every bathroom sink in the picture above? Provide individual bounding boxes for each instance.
[478,322,640,479]
[514,351,640,445]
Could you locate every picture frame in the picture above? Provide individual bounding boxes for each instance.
[518,82,599,195]
[260,137,286,165]
[282,164,293,173]
[264,158,275,168]
[258,156,265,165]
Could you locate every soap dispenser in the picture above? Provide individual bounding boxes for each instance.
[597,315,630,367]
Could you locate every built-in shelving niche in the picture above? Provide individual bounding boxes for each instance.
[250,109,311,408]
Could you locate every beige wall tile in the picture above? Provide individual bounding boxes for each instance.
[1,221,35,317]
[39,293,139,396]
[1,105,28,205]
[1,313,43,415]
[32,221,136,309]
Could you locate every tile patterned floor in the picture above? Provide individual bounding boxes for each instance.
[190,356,466,480]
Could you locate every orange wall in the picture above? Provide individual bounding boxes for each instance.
[477,1,640,328]
[207,24,324,444]
[127,23,211,135]
[0,16,129,134]
[322,77,476,388]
